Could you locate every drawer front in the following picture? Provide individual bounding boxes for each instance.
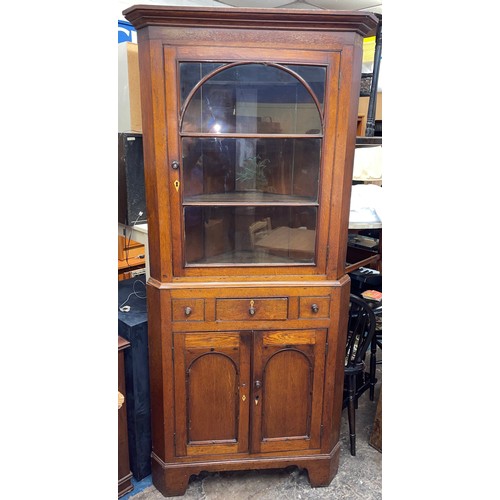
[216,298,288,321]
[299,296,330,319]
[172,299,205,321]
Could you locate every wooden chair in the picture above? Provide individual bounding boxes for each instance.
[359,293,383,403]
[369,302,382,401]
[343,294,377,456]
[249,217,272,248]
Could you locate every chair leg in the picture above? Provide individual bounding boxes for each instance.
[347,373,356,456]
[369,339,377,401]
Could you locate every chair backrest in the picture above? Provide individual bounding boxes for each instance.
[345,294,377,369]
[249,217,272,248]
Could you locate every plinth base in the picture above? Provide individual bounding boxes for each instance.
[151,444,340,497]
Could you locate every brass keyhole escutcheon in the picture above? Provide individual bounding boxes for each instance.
[249,299,256,316]
[174,180,180,192]
[242,395,246,402]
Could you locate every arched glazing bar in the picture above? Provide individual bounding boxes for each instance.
[179,61,325,136]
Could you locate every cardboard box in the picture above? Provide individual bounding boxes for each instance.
[118,42,142,133]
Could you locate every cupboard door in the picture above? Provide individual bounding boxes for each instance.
[179,61,324,268]
[251,329,326,453]
[173,332,251,456]
[166,46,341,278]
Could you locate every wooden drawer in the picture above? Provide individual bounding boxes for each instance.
[216,297,288,321]
[299,296,330,319]
[172,299,205,321]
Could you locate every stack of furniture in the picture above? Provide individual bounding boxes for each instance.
[348,13,382,273]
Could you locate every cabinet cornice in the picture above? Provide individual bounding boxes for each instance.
[123,6,378,37]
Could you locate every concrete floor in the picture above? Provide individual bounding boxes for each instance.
[124,362,382,500]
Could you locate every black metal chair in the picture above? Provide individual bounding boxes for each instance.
[343,294,377,456]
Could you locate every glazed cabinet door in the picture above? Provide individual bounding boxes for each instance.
[165,46,341,278]
[251,329,327,453]
[173,332,251,457]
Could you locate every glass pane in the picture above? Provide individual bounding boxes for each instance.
[180,62,225,105]
[182,137,321,201]
[181,63,323,134]
[184,206,317,265]
[286,65,326,112]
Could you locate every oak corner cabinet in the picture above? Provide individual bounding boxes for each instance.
[123,5,378,497]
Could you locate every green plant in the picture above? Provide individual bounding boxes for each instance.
[236,155,271,189]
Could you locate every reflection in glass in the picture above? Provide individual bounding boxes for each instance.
[179,62,325,268]
[184,206,317,265]
[181,63,324,134]
[182,137,321,201]
[180,62,225,105]
[287,65,326,110]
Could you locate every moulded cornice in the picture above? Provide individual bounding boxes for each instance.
[123,5,379,37]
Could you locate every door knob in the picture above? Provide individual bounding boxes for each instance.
[171,160,180,170]
[254,380,262,389]
[184,306,192,316]
[311,303,319,313]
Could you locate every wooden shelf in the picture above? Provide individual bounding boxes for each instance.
[184,191,318,206]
